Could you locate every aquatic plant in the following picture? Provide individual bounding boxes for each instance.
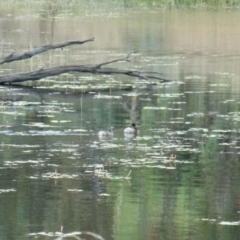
[28,226,105,240]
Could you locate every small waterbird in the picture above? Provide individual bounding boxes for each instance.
[124,123,137,134]
[98,126,114,139]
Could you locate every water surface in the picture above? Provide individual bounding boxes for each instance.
[0,9,240,240]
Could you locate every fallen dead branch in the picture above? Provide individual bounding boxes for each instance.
[0,38,94,65]
[0,38,172,86]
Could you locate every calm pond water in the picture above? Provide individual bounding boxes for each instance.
[0,9,240,240]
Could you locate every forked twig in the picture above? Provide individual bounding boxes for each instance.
[94,50,138,69]
[125,170,132,178]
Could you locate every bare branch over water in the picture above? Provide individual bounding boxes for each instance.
[0,39,172,86]
[0,38,94,65]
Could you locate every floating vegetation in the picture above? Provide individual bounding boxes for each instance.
[1,129,89,136]
[143,106,168,110]
[153,93,184,98]
[151,128,169,133]
[130,163,174,169]
[221,99,235,103]
[93,93,122,99]
[0,188,16,193]
[5,160,44,164]
[139,97,151,101]
[214,72,235,76]
[82,164,133,180]
[136,136,154,141]
[212,129,237,133]
[200,218,217,222]
[210,84,230,87]
[23,122,60,128]
[219,221,240,225]
[37,114,55,117]
[187,113,204,117]
[28,230,104,240]
[42,170,78,179]
[83,164,111,178]
[171,102,186,105]
[98,193,110,196]
[73,129,88,132]
[49,148,77,153]
[188,128,209,132]
[122,92,141,97]
[0,111,24,115]
[117,152,182,169]
[2,144,40,148]
[143,106,181,111]
[68,189,83,192]
[90,142,123,149]
[11,101,42,106]
[185,91,215,94]
[50,120,71,123]
[201,219,240,225]
[4,160,45,168]
[37,109,61,114]
[185,75,207,80]
[36,83,132,93]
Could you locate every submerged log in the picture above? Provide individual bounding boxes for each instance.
[0,39,172,86]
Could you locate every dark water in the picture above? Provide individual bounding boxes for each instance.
[0,9,240,240]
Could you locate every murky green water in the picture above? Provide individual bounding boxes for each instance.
[0,9,240,240]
